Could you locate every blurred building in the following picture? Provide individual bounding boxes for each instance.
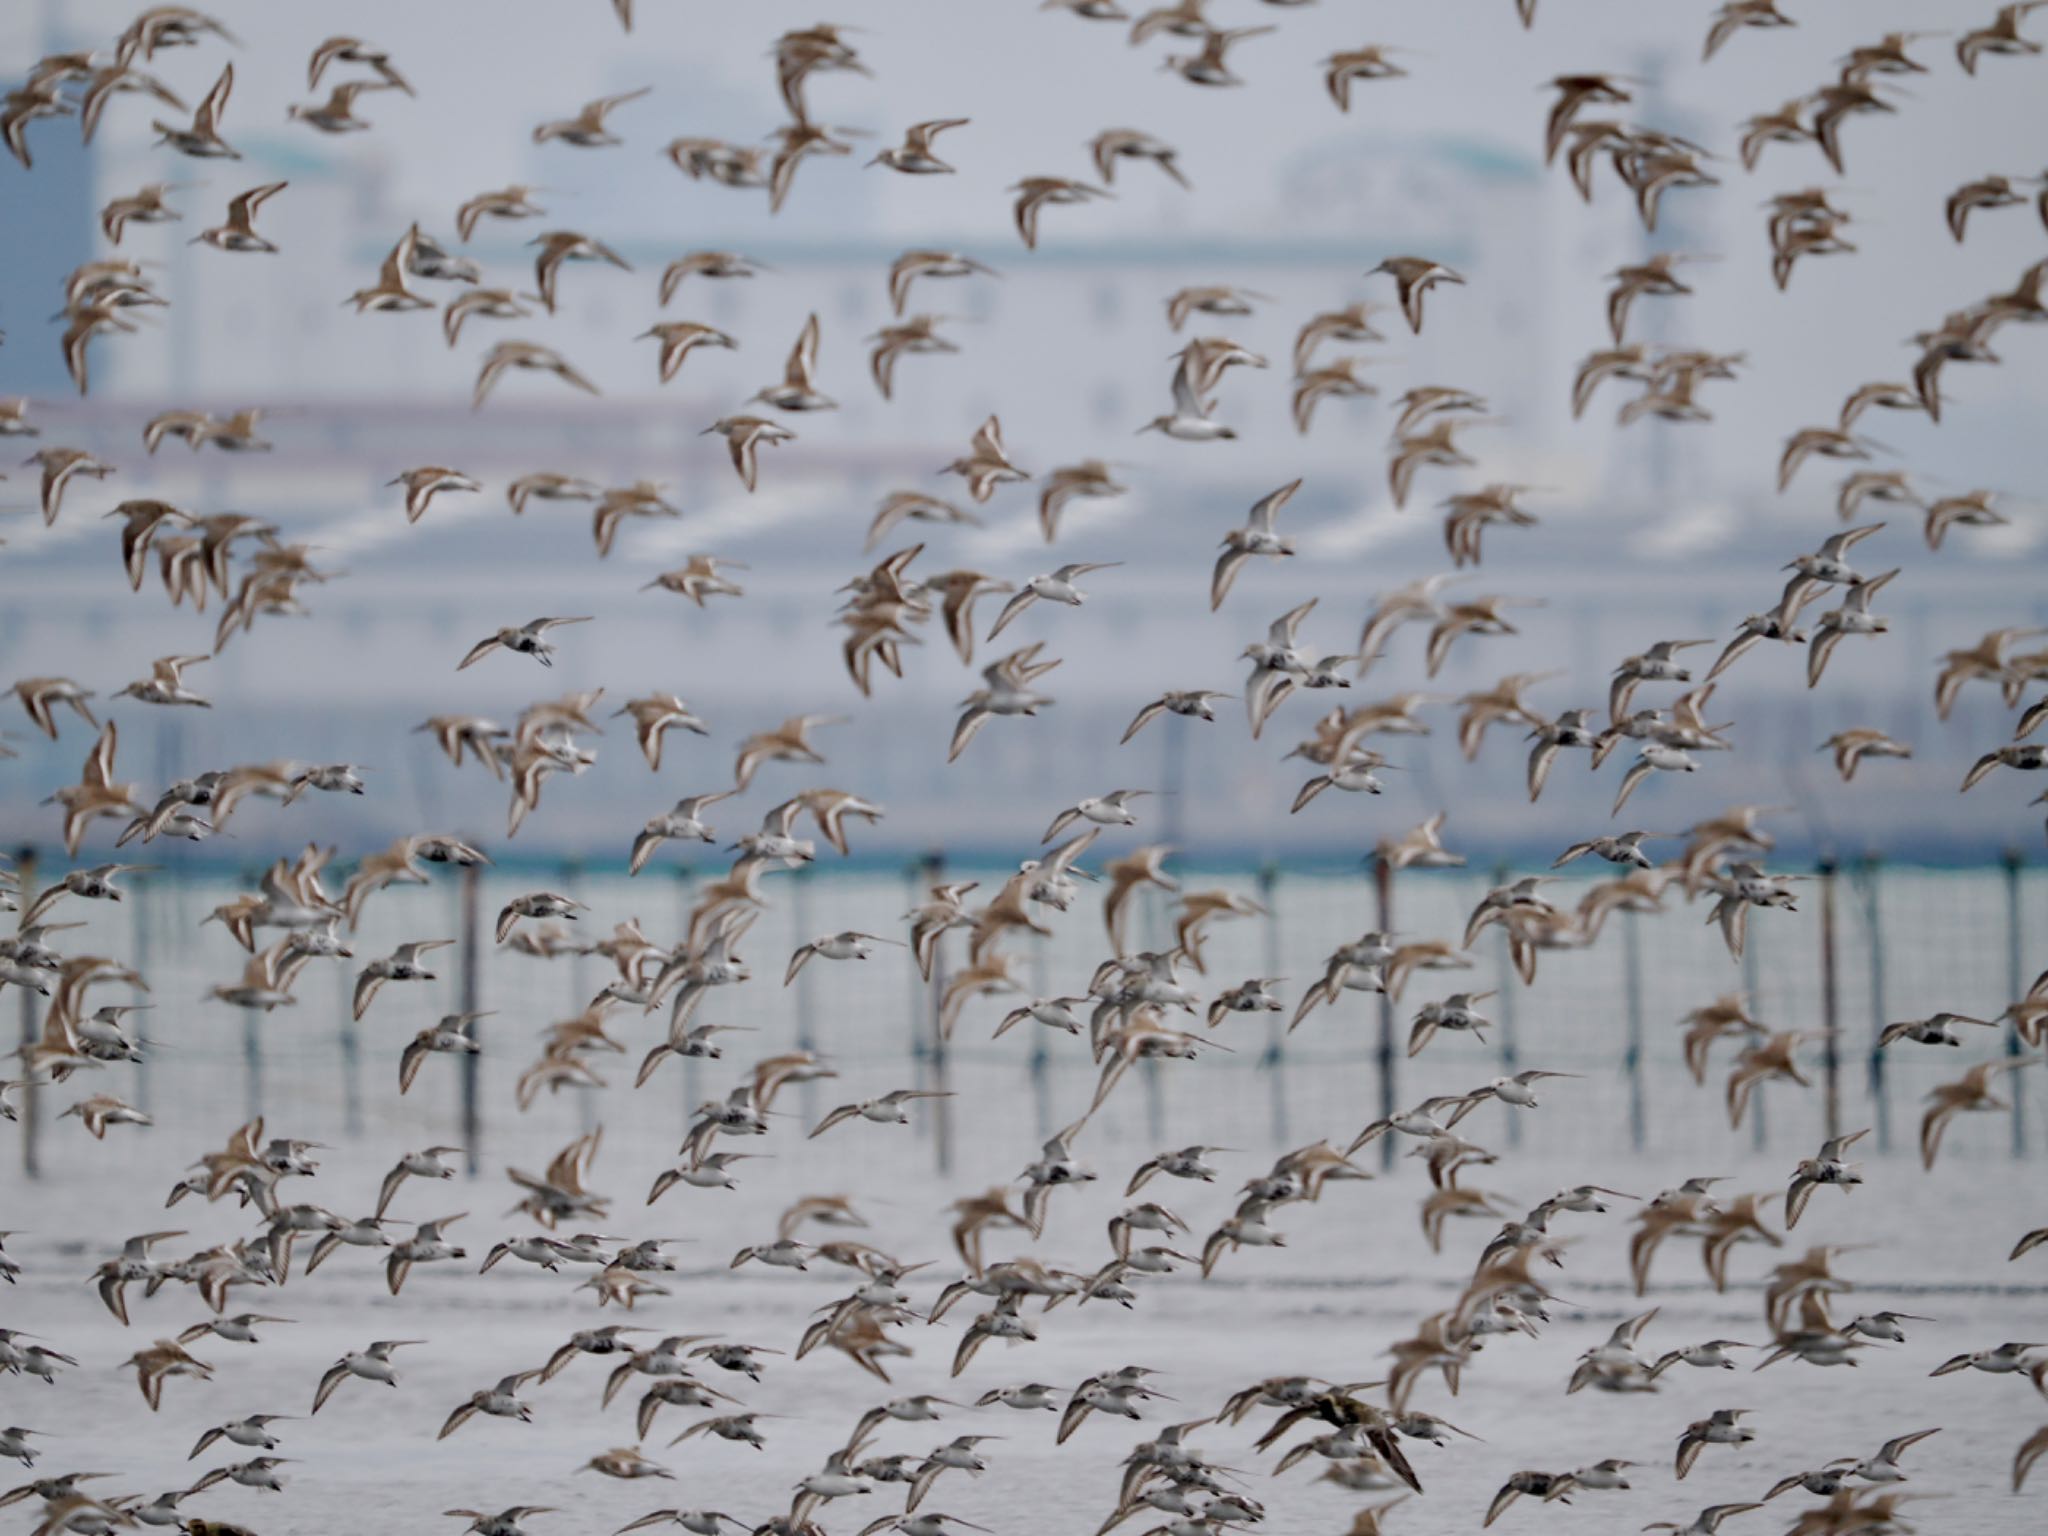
[0,76,95,398]
[2,3,2044,866]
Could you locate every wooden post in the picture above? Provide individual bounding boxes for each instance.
[1491,864,1521,1150]
[1621,906,1646,1153]
[2005,849,2026,1157]
[908,861,931,1101]
[236,866,263,1124]
[1818,859,1842,1144]
[675,864,698,1118]
[1028,930,1052,1143]
[337,944,363,1139]
[1741,922,1766,1152]
[129,864,153,1117]
[921,853,953,1178]
[1140,882,1166,1148]
[1861,857,1890,1155]
[791,864,821,1126]
[458,861,483,1176]
[564,858,595,1135]
[241,999,266,1121]
[1373,855,1397,1172]
[14,847,39,1181]
[1259,864,1288,1148]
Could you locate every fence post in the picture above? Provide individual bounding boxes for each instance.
[2005,849,2026,1157]
[1621,906,1646,1153]
[130,865,152,1117]
[458,861,483,1176]
[337,960,362,1139]
[1159,712,1187,847]
[1373,855,1397,1172]
[1741,920,1766,1152]
[564,858,595,1135]
[1258,864,1288,1148]
[908,861,931,1098]
[13,847,39,1180]
[1491,864,1521,1150]
[674,864,698,1119]
[1860,856,1889,1155]
[791,863,822,1127]
[1140,883,1166,1148]
[230,865,264,1125]
[331,859,362,1140]
[921,853,953,1178]
[242,1002,263,1124]
[1818,859,1841,1143]
[1028,925,1052,1143]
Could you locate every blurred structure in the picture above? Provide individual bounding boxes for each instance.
[8,855,2043,1188]
[2,0,2044,858]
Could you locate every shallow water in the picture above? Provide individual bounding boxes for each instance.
[6,1132,2047,1535]
[5,866,2046,1533]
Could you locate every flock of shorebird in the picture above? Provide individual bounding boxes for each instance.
[4,2,2048,1536]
